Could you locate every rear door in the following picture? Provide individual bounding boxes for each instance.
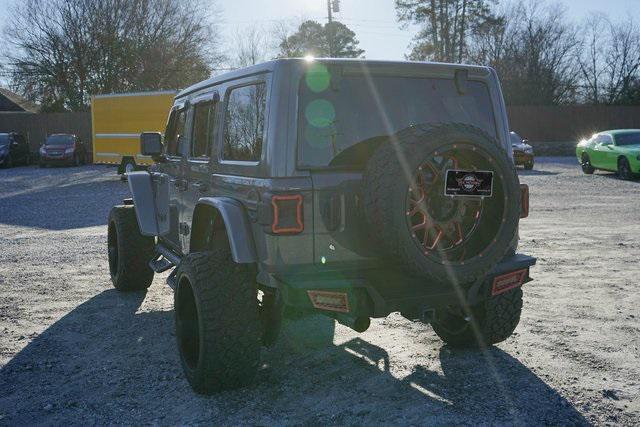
[159,104,189,252]
[181,92,218,252]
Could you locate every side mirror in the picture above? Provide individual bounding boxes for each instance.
[522,139,529,144]
[140,132,163,159]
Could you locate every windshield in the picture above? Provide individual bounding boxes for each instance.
[45,135,74,146]
[298,68,497,168]
[510,132,522,145]
[0,134,8,147]
[614,132,640,146]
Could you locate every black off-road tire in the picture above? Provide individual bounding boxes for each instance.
[174,249,261,394]
[524,160,534,170]
[362,123,521,285]
[581,154,595,174]
[107,205,155,291]
[431,287,523,348]
[119,158,136,180]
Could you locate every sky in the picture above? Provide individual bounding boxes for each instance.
[218,0,640,60]
[1,0,640,79]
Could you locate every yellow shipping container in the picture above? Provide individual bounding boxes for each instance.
[91,90,176,172]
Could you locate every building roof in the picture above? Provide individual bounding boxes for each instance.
[0,88,40,113]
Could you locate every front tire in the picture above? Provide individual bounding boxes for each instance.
[581,154,595,174]
[175,249,261,394]
[431,287,523,348]
[524,160,534,170]
[107,205,155,291]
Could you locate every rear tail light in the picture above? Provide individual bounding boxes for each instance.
[271,194,304,234]
[520,184,529,218]
[307,290,350,312]
[491,269,527,296]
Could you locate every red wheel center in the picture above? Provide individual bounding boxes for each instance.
[406,153,483,257]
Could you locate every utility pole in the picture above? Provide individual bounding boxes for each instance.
[327,0,334,57]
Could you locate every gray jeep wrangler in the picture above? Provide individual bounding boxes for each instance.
[107,58,535,394]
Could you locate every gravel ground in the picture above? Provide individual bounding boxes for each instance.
[0,159,638,425]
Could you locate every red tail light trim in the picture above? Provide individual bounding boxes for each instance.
[307,290,350,313]
[491,269,527,296]
[271,194,304,234]
[520,184,529,218]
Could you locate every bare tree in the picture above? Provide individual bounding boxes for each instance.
[2,0,223,111]
[470,1,581,105]
[603,16,640,104]
[577,13,608,104]
[395,0,498,63]
[228,26,271,69]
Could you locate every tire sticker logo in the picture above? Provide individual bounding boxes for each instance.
[445,170,494,197]
[457,174,483,192]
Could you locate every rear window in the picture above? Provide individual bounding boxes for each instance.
[222,83,266,162]
[298,70,497,168]
[615,132,640,146]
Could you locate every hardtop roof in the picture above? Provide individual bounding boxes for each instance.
[176,58,492,100]
[600,129,640,136]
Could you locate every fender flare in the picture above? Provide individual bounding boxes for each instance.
[127,171,164,236]
[193,197,257,263]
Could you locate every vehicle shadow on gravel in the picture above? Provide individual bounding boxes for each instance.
[598,172,640,182]
[0,290,587,425]
[516,169,560,176]
[0,179,127,230]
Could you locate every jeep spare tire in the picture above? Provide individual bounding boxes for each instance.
[363,124,521,285]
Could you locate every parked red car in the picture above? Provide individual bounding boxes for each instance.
[39,134,87,167]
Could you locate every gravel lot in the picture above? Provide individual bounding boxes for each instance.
[0,159,638,425]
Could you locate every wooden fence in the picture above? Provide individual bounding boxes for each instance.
[0,112,92,153]
[507,105,640,142]
[1,106,639,158]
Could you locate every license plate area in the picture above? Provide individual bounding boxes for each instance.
[445,169,493,197]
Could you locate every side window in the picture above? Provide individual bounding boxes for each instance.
[191,101,216,159]
[222,83,266,162]
[164,108,187,157]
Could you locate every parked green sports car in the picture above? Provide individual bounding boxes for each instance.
[576,129,640,179]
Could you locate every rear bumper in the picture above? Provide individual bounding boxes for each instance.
[274,253,537,319]
[40,155,74,165]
